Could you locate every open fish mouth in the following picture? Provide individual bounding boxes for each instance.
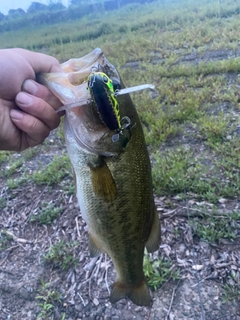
[39,48,154,156]
[39,48,121,107]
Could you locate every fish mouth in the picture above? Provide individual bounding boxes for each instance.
[39,48,121,107]
[39,48,132,155]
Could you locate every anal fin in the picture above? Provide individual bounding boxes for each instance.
[89,159,117,202]
[110,279,151,307]
[146,206,161,253]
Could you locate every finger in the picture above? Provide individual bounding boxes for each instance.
[10,109,50,149]
[22,79,62,111]
[15,92,61,130]
[15,48,62,73]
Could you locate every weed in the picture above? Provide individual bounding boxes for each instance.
[4,158,25,178]
[0,151,11,164]
[60,178,76,195]
[197,113,229,144]
[152,148,203,196]
[31,154,71,185]
[6,178,20,189]
[30,202,63,225]
[0,230,13,251]
[36,280,63,319]
[191,210,240,243]
[0,197,6,210]
[222,283,240,303]
[44,240,78,270]
[144,254,181,290]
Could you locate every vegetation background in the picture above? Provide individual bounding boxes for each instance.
[0,0,240,319]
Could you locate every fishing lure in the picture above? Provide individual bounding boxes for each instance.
[56,79,155,114]
[87,72,121,131]
[56,72,154,143]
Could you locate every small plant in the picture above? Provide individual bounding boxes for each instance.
[30,202,62,225]
[4,157,25,178]
[0,151,11,164]
[31,154,71,185]
[197,113,228,144]
[191,210,240,243]
[152,148,203,196]
[36,280,62,319]
[222,284,240,303]
[222,271,240,303]
[6,177,27,189]
[0,230,13,251]
[0,197,6,210]
[143,254,181,290]
[44,240,78,270]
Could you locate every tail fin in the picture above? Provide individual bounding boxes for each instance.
[110,279,151,306]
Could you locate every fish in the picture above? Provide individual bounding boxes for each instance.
[39,48,161,306]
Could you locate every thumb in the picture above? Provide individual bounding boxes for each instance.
[15,48,62,73]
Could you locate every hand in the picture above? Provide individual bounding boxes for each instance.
[0,48,62,151]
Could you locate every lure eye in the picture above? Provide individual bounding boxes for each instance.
[103,76,108,83]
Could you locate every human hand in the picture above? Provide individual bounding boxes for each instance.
[0,48,62,151]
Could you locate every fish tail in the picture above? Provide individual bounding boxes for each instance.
[110,279,151,306]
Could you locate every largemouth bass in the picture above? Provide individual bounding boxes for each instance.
[40,48,161,306]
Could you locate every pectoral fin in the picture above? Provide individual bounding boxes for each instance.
[89,159,117,202]
[146,207,161,253]
[89,233,103,257]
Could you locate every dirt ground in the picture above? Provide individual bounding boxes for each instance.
[1,48,240,319]
[1,142,240,320]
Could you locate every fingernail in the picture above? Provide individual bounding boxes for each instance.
[16,92,33,106]
[22,79,38,94]
[10,109,23,120]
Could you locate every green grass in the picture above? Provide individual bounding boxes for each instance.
[197,112,229,144]
[0,230,13,251]
[44,240,78,270]
[223,273,240,303]
[30,202,63,225]
[0,197,6,209]
[191,209,240,243]
[36,280,65,320]
[0,151,11,164]
[31,154,71,185]
[144,254,181,290]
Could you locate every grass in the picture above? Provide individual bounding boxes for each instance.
[191,209,240,243]
[31,154,71,185]
[30,202,63,225]
[143,254,181,290]
[0,230,13,251]
[44,240,78,270]
[0,151,11,164]
[223,275,240,303]
[36,280,65,320]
